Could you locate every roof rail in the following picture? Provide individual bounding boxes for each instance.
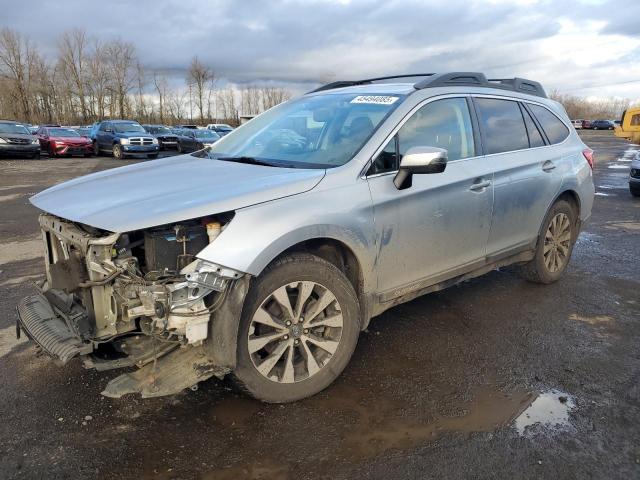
[308,72,547,98]
[308,73,435,93]
[413,72,547,98]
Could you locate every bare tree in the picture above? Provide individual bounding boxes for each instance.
[261,86,291,110]
[187,56,214,121]
[104,39,136,118]
[153,71,169,124]
[0,28,38,120]
[58,29,89,122]
[240,85,262,115]
[87,40,110,120]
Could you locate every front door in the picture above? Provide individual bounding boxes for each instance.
[367,97,493,297]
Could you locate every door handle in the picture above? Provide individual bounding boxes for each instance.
[542,161,556,172]
[469,180,491,191]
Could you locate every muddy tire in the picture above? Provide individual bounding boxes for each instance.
[93,141,100,155]
[630,185,640,197]
[518,199,577,284]
[233,252,360,403]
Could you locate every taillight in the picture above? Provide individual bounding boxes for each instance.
[582,148,594,169]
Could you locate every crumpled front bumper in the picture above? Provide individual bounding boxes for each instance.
[16,293,92,364]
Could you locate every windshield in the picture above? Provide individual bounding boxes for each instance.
[199,93,404,168]
[49,128,80,137]
[114,122,145,133]
[0,123,30,135]
[155,126,172,134]
[195,130,220,139]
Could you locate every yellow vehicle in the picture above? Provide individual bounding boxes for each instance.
[615,107,640,144]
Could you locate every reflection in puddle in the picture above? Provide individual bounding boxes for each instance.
[316,384,535,459]
[515,390,575,435]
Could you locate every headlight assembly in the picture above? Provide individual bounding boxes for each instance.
[119,138,130,145]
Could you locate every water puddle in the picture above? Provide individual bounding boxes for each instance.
[514,390,575,435]
[594,192,613,197]
[607,164,629,170]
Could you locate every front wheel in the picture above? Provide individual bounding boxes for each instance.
[233,253,360,403]
[113,144,124,160]
[518,200,577,284]
[630,185,640,197]
[177,143,182,153]
[147,153,158,159]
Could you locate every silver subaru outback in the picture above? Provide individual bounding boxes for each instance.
[18,72,595,403]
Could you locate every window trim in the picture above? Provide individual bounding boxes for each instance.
[518,102,548,148]
[363,94,481,178]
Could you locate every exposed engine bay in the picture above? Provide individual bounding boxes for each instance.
[17,212,244,397]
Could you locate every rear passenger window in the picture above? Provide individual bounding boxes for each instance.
[521,106,545,148]
[529,104,570,144]
[475,98,528,154]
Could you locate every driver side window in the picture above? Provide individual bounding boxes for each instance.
[370,97,475,175]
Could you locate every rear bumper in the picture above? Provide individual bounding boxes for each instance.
[16,293,92,364]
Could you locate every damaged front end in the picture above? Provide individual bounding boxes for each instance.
[16,213,245,398]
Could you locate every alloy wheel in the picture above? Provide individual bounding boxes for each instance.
[248,281,343,384]
[543,212,572,273]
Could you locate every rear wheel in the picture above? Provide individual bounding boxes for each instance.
[233,253,360,403]
[518,200,577,284]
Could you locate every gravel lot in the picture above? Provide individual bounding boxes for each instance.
[0,131,638,480]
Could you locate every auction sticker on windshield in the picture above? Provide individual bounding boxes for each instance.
[350,95,399,105]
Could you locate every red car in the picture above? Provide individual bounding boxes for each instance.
[581,120,592,129]
[36,126,94,157]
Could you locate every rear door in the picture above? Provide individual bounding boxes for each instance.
[367,96,494,296]
[476,97,565,257]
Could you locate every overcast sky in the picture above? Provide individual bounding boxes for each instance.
[2,0,640,99]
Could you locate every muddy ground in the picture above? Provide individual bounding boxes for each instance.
[0,131,638,479]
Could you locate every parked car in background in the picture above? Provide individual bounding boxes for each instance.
[36,125,93,157]
[174,124,199,130]
[93,120,159,159]
[18,72,595,403]
[0,120,40,158]
[591,119,615,130]
[206,123,234,136]
[571,119,583,130]
[76,126,92,137]
[142,124,179,150]
[176,128,220,152]
[629,152,640,197]
[582,120,592,129]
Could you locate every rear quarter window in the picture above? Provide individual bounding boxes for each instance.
[529,104,570,144]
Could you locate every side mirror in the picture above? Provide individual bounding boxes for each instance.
[394,146,447,190]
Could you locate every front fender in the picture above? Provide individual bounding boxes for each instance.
[196,180,377,293]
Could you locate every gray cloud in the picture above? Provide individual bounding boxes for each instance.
[1,0,639,97]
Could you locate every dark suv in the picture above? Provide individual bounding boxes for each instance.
[142,124,179,150]
[93,120,159,159]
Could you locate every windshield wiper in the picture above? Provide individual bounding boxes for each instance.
[215,156,280,167]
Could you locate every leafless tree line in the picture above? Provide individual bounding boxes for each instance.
[549,90,637,120]
[0,28,291,126]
